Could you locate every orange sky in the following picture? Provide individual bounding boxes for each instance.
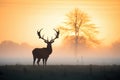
[0,0,120,47]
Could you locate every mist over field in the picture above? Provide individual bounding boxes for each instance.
[0,40,120,65]
[1,1,120,80]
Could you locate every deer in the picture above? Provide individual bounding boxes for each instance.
[32,29,59,67]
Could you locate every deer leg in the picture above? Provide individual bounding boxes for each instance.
[33,57,36,66]
[42,58,45,67]
[45,58,48,66]
[37,58,40,66]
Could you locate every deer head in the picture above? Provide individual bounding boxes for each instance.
[37,28,60,44]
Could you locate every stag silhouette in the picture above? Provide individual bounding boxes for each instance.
[32,29,59,66]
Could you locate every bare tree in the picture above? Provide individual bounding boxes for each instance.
[59,8,99,51]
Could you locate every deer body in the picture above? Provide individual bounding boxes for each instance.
[33,48,52,58]
[32,43,52,66]
[32,29,59,66]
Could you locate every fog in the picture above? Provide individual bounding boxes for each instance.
[0,40,120,65]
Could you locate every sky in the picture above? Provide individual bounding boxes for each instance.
[0,0,120,47]
[0,0,120,65]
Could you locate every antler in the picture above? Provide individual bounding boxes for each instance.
[37,29,48,43]
[50,29,60,43]
[37,28,60,43]
[37,29,42,39]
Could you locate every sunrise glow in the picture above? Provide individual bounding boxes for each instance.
[0,0,120,47]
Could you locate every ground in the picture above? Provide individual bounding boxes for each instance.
[0,65,120,80]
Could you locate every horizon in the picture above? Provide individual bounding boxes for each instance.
[0,40,120,65]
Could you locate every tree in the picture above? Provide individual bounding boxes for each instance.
[59,8,100,52]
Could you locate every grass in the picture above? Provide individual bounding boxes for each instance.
[0,65,120,80]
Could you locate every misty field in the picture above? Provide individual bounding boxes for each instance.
[0,65,120,80]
